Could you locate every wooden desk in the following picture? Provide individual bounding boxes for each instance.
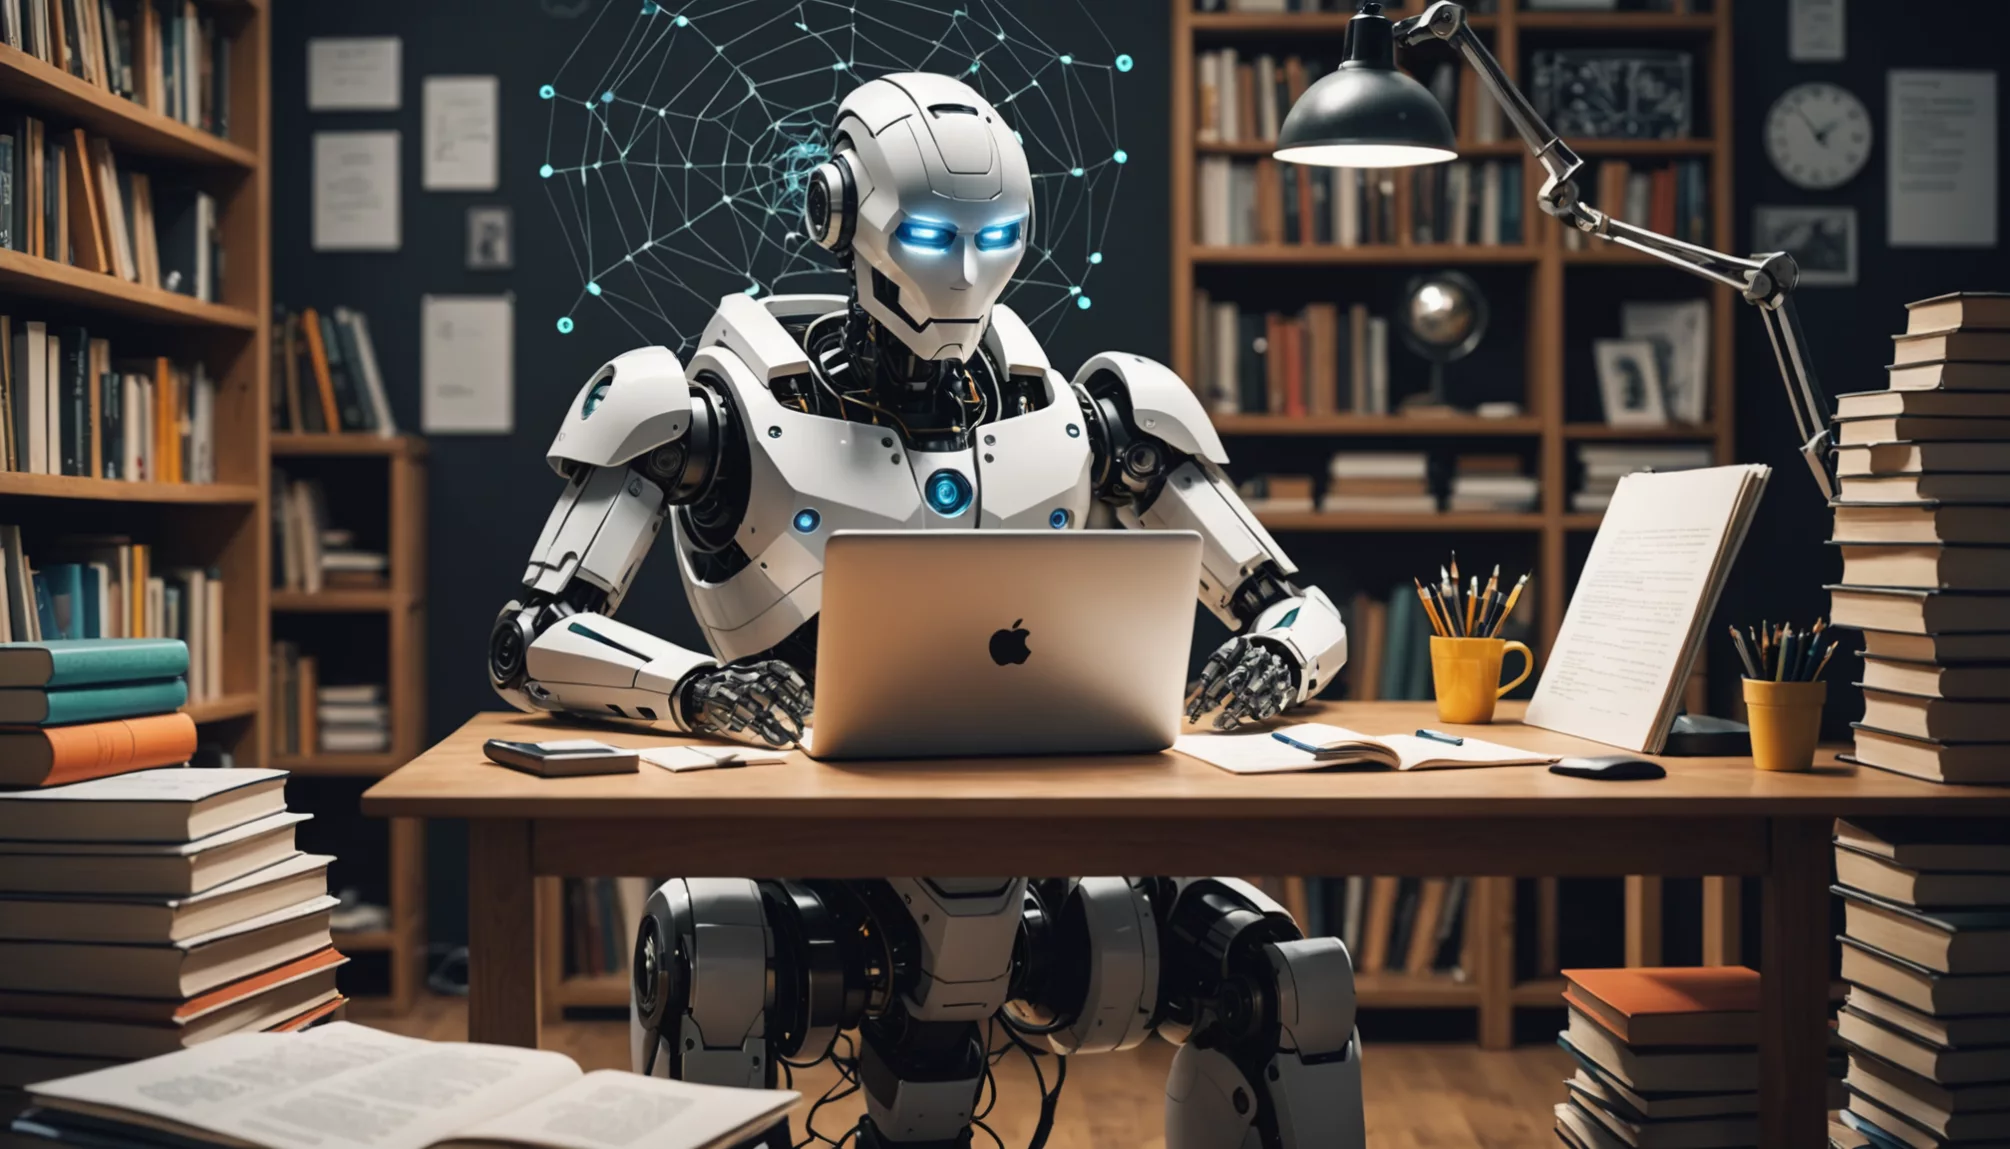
[362,702,2010,1147]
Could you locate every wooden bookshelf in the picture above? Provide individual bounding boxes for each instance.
[268,435,428,1013]
[1170,0,1737,1045]
[0,10,270,769]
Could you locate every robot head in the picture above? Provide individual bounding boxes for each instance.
[804,74,1033,362]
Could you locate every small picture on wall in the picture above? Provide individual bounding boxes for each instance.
[1752,206,1857,286]
[1593,338,1669,427]
[467,205,513,271]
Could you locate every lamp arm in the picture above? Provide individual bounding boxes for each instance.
[1393,0,1838,499]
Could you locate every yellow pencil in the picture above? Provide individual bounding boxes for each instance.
[1414,578,1447,637]
[1465,576,1478,637]
[1491,572,1529,638]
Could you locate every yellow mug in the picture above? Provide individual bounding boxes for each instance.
[1430,636,1534,725]
[1744,678,1826,772]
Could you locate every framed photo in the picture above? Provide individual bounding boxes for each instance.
[1752,206,1857,286]
[466,205,513,271]
[1593,338,1669,427]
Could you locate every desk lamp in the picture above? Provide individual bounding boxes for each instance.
[1278,1,1838,499]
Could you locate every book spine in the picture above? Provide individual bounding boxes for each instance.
[26,675,187,724]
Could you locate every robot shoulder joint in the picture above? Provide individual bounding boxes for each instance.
[546,346,695,474]
[1071,352,1228,466]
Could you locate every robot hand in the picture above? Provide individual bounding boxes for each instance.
[1185,635,1299,731]
[680,660,813,748]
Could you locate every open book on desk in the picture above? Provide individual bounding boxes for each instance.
[1175,723,1557,774]
[13,1021,796,1149]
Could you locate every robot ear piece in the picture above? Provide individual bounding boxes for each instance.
[805,151,858,253]
[632,913,677,1034]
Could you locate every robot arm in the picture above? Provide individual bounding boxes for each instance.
[488,347,811,746]
[1073,354,1348,729]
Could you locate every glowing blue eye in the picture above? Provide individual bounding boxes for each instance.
[793,508,821,533]
[975,220,1022,251]
[895,221,956,251]
[924,469,973,517]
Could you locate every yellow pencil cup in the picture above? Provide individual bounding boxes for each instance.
[1744,678,1827,773]
[1430,636,1534,725]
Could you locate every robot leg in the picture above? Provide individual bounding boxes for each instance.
[630,879,773,1086]
[1155,879,1365,1149]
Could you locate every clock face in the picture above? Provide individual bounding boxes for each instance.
[1766,83,1872,190]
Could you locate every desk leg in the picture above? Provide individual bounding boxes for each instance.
[1761,818,1829,1148]
[468,819,540,1047]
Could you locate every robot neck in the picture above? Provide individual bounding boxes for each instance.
[837,301,991,452]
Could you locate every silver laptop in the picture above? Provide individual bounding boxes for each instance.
[808,530,1202,760]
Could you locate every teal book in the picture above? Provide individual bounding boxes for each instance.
[1380,588,1414,700]
[0,639,191,688]
[0,678,187,725]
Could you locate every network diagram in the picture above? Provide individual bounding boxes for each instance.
[538,0,1136,354]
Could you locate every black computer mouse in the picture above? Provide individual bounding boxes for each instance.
[1550,755,1667,781]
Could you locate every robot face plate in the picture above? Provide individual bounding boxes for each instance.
[837,74,1033,362]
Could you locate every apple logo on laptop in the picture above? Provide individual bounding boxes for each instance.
[989,620,1031,666]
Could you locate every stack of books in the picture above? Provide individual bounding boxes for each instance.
[1830,293,2010,786]
[316,684,389,755]
[273,472,388,592]
[0,763,338,1086]
[1573,444,1714,512]
[1237,474,1314,515]
[1323,452,1435,515]
[1554,966,1760,1149]
[1449,454,1539,513]
[0,637,187,735]
[268,646,387,757]
[1832,817,2010,1149]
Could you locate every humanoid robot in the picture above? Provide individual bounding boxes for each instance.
[489,74,1363,1149]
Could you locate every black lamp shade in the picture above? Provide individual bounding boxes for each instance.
[1273,6,1458,169]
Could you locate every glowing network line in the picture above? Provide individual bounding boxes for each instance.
[540,0,1134,354]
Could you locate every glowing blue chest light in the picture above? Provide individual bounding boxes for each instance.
[925,469,974,517]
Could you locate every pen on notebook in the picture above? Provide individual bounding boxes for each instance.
[1416,728,1463,745]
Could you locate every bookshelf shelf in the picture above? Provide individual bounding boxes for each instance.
[1353,971,1480,1008]
[1563,423,1717,440]
[270,589,405,613]
[183,691,260,724]
[0,45,260,170]
[1258,511,1546,532]
[0,248,261,330]
[332,929,395,953]
[553,973,630,1010]
[1215,413,1541,436]
[1172,0,1738,1047]
[1189,11,1499,35]
[1191,244,1541,266]
[1515,11,1717,31]
[0,473,261,504]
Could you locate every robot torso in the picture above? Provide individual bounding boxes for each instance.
[669,293,1094,664]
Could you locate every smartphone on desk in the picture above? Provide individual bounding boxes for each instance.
[483,738,639,777]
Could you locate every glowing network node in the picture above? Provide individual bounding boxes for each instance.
[1113,149,1127,163]
[540,0,1134,356]
[1077,296,1092,309]
[557,317,575,334]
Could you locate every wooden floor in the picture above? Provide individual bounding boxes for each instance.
[350,997,1574,1148]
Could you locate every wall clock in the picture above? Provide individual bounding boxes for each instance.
[1765,82,1872,190]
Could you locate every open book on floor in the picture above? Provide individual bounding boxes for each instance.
[12,1021,798,1149]
[1175,723,1557,774]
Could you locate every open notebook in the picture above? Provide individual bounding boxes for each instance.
[12,1021,795,1149]
[1175,723,1557,774]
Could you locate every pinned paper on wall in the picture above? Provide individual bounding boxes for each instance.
[423,295,515,434]
[1788,0,1844,62]
[424,76,500,191]
[307,37,402,111]
[1889,70,1998,249]
[313,131,400,251]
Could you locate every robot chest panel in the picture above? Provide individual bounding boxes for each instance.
[674,378,1092,657]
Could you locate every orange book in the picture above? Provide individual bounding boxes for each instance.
[64,130,110,274]
[270,996,347,1032]
[0,949,348,1025]
[1281,319,1306,417]
[1563,966,1760,1047]
[1236,64,1258,142]
[300,308,341,432]
[0,712,197,787]
[298,654,319,755]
